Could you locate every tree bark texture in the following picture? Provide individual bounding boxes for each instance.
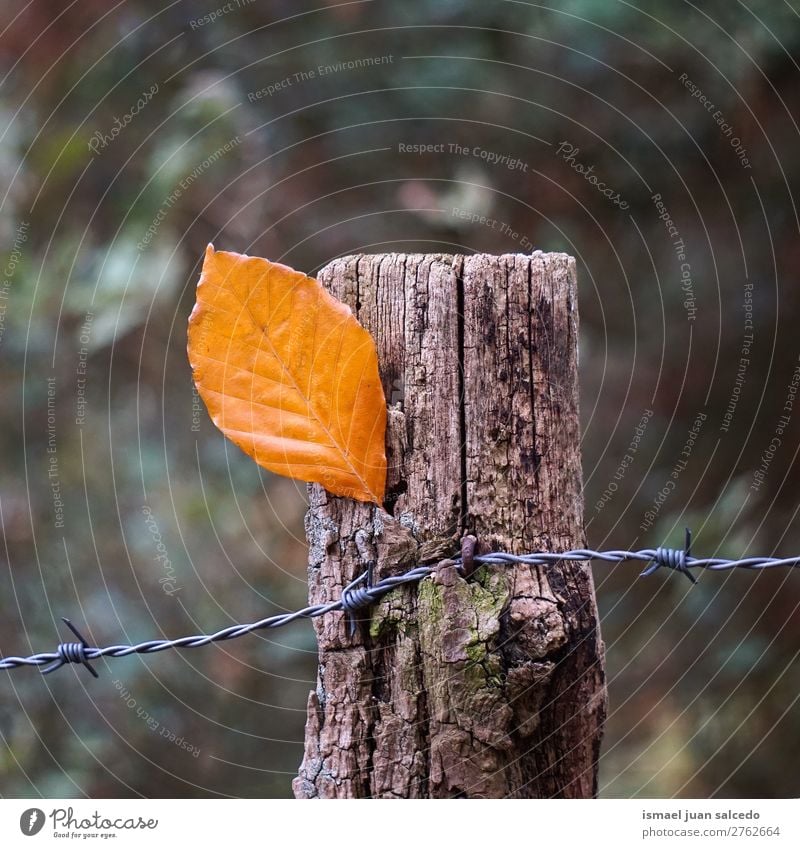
[293,253,606,799]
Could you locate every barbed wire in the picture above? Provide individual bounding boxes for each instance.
[2,530,798,677]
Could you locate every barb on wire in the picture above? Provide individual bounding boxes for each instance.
[2,530,798,677]
[0,565,434,676]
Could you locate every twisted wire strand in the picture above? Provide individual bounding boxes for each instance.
[473,550,800,571]
[0,565,434,674]
[2,543,798,676]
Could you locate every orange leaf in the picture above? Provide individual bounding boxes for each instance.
[188,245,387,503]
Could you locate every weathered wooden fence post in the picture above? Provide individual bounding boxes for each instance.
[293,253,606,799]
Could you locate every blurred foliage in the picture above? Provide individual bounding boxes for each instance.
[1,0,800,798]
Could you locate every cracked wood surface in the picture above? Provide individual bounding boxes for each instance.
[293,253,606,799]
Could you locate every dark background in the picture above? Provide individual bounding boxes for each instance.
[1,0,799,798]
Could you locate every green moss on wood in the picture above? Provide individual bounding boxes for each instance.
[418,566,509,698]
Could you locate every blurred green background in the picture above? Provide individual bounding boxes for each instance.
[2,0,799,798]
